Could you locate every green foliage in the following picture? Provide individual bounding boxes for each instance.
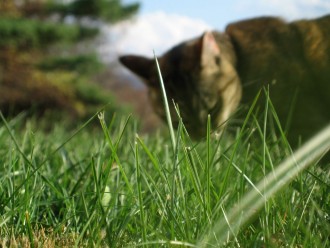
[39,54,103,75]
[47,0,140,22]
[0,17,99,49]
[0,0,139,118]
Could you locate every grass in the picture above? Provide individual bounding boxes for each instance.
[0,103,329,247]
[0,70,329,246]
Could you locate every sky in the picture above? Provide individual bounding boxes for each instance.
[99,0,330,62]
[126,0,330,29]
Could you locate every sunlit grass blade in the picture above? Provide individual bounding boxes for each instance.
[153,50,176,151]
[198,124,330,247]
[98,112,134,194]
[171,118,183,209]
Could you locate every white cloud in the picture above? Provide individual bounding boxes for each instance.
[98,11,212,62]
[97,2,330,63]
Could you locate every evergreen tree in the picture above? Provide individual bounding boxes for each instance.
[0,0,139,117]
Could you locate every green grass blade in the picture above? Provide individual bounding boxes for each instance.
[25,211,34,248]
[1,110,101,206]
[153,51,176,151]
[218,90,261,199]
[198,123,330,247]
[206,115,211,216]
[98,112,134,194]
[135,138,147,245]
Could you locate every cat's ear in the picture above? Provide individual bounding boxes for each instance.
[119,55,153,80]
[200,31,221,67]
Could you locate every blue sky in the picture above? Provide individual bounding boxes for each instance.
[127,0,236,29]
[123,0,330,29]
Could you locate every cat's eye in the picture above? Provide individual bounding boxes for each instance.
[215,56,221,66]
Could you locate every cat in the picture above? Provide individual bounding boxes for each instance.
[119,15,330,145]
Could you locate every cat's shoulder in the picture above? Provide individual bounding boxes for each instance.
[225,16,286,35]
[226,15,330,35]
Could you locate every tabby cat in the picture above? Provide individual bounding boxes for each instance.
[120,15,330,145]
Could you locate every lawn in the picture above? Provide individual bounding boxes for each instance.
[0,96,329,248]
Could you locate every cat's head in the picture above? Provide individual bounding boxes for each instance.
[120,31,241,138]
